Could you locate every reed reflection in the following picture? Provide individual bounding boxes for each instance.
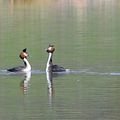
[8,0,54,14]
[9,0,54,5]
[20,71,31,94]
[8,0,85,8]
[10,0,34,5]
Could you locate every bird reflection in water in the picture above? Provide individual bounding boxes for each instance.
[46,70,66,106]
[20,71,31,94]
[46,71,54,106]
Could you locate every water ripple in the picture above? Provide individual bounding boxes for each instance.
[0,69,120,76]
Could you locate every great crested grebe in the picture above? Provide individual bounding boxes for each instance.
[46,45,66,72]
[7,48,31,72]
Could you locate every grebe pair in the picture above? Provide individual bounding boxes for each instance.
[7,45,66,73]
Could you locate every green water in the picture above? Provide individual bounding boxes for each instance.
[0,0,120,120]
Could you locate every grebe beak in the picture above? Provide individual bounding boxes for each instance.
[45,48,49,53]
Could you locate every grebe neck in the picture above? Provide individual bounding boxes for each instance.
[46,53,53,72]
[23,58,31,72]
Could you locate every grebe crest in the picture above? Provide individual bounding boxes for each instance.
[7,48,31,72]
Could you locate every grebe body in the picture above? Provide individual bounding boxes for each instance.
[46,45,66,72]
[7,48,31,72]
[51,64,65,72]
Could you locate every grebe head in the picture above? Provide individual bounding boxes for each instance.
[46,44,55,53]
[19,48,29,59]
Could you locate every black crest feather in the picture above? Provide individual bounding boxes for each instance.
[23,48,27,52]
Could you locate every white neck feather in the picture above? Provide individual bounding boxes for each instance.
[22,58,31,72]
[46,53,52,72]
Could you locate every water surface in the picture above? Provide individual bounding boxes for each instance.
[0,0,120,120]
